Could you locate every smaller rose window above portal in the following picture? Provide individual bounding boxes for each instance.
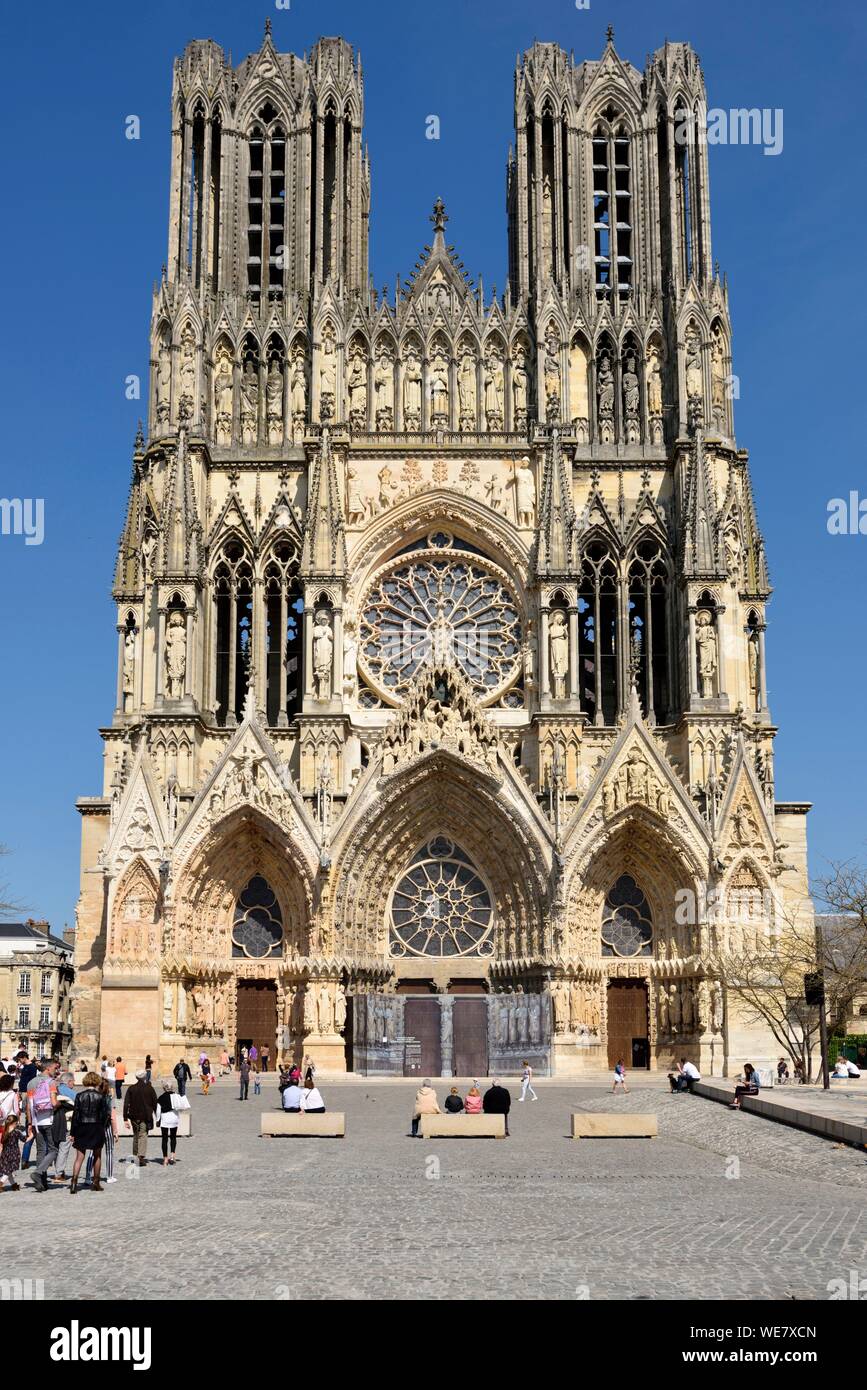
[232,875,284,959]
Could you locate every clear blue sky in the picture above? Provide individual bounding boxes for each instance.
[0,0,864,929]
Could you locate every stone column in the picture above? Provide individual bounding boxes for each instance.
[568,603,579,701]
[155,607,167,704]
[714,604,727,701]
[226,588,237,727]
[277,589,289,727]
[440,995,455,1078]
[687,606,698,703]
[539,606,550,698]
[184,608,195,700]
[757,623,769,712]
[303,604,314,699]
[331,605,343,702]
[115,625,126,713]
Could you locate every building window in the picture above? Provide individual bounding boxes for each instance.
[601,875,653,957]
[17,971,31,996]
[232,876,284,959]
[389,837,494,958]
[17,1006,30,1030]
[41,971,52,996]
[39,1006,51,1030]
[593,112,633,301]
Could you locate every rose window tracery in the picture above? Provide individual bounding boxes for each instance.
[232,875,284,958]
[358,534,521,704]
[389,836,494,957]
[601,874,653,957]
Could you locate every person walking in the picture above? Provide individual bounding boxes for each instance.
[173,1058,192,1097]
[0,1074,22,1191]
[239,1056,251,1101]
[253,1068,261,1097]
[26,1057,61,1192]
[260,1045,270,1073]
[219,1049,230,1077]
[612,1059,629,1094]
[16,1053,36,1168]
[156,1083,179,1166]
[303,1056,315,1085]
[482,1078,512,1137]
[114,1057,126,1099]
[519,1061,538,1102]
[410,1080,440,1137]
[144,1055,153,1085]
[85,1076,118,1186]
[300,1079,326,1114]
[249,1043,259,1067]
[200,1056,212,1095]
[48,1070,77,1185]
[69,1072,111,1194]
[123,1069,158,1166]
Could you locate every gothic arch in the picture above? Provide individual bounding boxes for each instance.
[171,804,313,963]
[329,757,549,962]
[109,857,160,959]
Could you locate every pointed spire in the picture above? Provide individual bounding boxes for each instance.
[430,197,448,252]
[301,427,347,577]
[535,431,577,576]
[682,429,723,576]
[163,427,201,577]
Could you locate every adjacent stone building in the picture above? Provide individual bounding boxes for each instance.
[73,28,812,1077]
[0,922,75,1059]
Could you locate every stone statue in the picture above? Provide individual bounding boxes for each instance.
[178,326,196,421]
[597,353,615,439]
[377,464,396,513]
[548,610,569,700]
[122,629,136,704]
[696,979,710,1034]
[483,351,504,428]
[302,986,317,1033]
[373,344,394,429]
[347,345,368,428]
[685,326,703,426]
[513,457,536,527]
[240,359,259,444]
[430,351,449,422]
[155,336,172,425]
[290,347,308,438]
[345,464,365,525]
[682,982,695,1032]
[657,984,670,1035]
[402,349,422,426]
[528,995,541,1043]
[214,345,234,444]
[515,988,529,1044]
[164,611,186,700]
[748,628,759,705]
[695,610,718,698]
[312,608,333,701]
[319,329,336,421]
[334,986,347,1033]
[711,980,724,1035]
[668,981,682,1033]
[522,619,537,689]
[163,983,173,1030]
[266,358,284,444]
[512,346,529,425]
[342,623,358,700]
[646,343,663,418]
[317,982,333,1034]
[458,351,476,428]
[622,354,640,442]
[543,328,561,419]
[711,330,727,431]
[625,750,648,804]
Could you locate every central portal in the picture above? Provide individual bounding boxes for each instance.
[235,979,277,1065]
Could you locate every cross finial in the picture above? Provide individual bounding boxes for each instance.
[606,24,615,44]
[264,17,272,38]
[430,198,448,235]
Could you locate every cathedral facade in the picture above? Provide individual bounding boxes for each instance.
[73,29,812,1077]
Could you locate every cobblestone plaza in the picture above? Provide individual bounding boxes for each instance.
[7,1081,867,1301]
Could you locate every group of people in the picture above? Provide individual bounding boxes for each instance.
[411,1078,513,1135]
[0,1050,191,1193]
[278,1057,326,1112]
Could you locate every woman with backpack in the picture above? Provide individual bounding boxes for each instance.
[69,1072,111,1194]
[85,1077,118,1186]
[0,1074,22,1191]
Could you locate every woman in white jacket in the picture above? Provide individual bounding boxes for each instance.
[156,1082,179,1165]
[300,1080,326,1114]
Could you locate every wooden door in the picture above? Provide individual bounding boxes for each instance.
[453,997,488,1077]
[235,980,277,1065]
[403,997,441,1077]
[606,980,648,1069]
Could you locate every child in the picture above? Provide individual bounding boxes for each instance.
[253,1067,261,1096]
[612,1059,629,1094]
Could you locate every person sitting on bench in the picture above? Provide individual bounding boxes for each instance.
[730,1063,760,1109]
[668,1058,701,1093]
[300,1080,326,1114]
[282,1080,303,1113]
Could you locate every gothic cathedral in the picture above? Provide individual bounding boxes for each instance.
[74,30,812,1077]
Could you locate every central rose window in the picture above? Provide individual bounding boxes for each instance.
[389,836,494,957]
[358,534,521,705]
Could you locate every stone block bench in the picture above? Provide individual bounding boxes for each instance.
[420,1115,505,1138]
[117,1112,192,1139]
[261,1112,345,1137]
[571,1113,658,1139]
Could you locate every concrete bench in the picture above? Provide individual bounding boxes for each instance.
[571,1113,658,1139]
[420,1115,506,1138]
[117,1112,192,1138]
[261,1112,345,1137]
